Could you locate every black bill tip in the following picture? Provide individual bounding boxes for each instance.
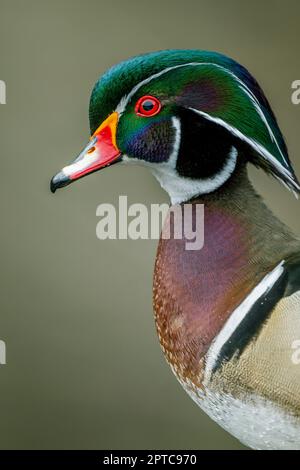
[50,171,71,193]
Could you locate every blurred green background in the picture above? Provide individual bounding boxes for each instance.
[0,0,299,450]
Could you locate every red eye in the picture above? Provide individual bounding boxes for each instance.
[135,95,162,117]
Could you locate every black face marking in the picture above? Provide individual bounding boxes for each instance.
[176,108,237,179]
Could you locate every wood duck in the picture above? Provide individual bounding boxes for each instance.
[51,50,300,450]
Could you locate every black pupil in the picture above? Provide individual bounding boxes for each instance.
[142,100,155,111]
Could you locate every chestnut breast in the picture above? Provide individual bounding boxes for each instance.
[153,202,261,386]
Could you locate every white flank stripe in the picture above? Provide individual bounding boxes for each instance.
[203,260,286,385]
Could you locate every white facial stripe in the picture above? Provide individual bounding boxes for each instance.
[115,61,294,186]
[234,81,287,166]
[169,116,181,167]
[203,260,285,385]
[189,108,299,191]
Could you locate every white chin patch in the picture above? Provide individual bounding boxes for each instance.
[151,145,238,205]
[122,116,238,205]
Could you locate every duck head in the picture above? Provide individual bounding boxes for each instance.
[51,50,300,203]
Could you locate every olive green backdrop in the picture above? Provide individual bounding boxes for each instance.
[0,0,299,450]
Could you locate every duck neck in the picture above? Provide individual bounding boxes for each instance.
[154,165,299,384]
[190,165,298,270]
